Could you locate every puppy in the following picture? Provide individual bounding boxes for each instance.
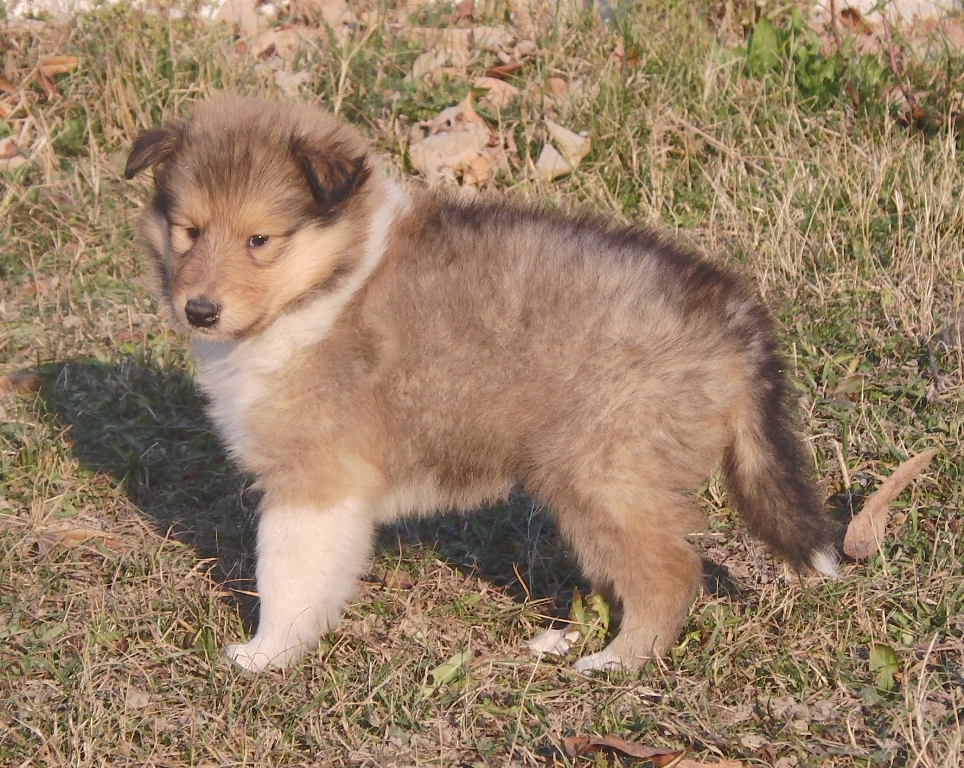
[125,96,837,673]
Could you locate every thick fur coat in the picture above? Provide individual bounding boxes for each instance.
[126,96,837,673]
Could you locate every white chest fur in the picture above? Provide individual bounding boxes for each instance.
[192,338,271,465]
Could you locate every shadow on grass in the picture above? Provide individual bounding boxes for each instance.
[385,498,586,615]
[36,355,587,629]
[38,356,260,623]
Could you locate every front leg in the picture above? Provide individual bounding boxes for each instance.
[224,498,374,671]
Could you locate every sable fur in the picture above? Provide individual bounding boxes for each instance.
[127,96,837,673]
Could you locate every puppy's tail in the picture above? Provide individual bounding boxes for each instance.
[722,354,839,577]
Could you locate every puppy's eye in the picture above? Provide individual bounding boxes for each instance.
[187,227,201,241]
[249,235,268,248]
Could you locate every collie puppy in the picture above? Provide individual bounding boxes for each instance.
[125,96,837,673]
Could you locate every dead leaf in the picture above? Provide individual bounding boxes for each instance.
[0,138,16,160]
[563,736,743,767]
[275,69,310,97]
[407,28,474,83]
[547,76,567,97]
[545,118,591,166]
[217,0,261,37]
[514,39,538,57]
[38,55,78,77]
[123,685,157,711]
[478,133,515,182]
[27,276,58,295]
[408,27,472,57]
[484,60,524,79]
[473,76,520,109]
[293,0,352,26]
[535,120,590,180]
[460,154,494,187]
[424,95,487,133]
[534,142,570,181]
[372,567,415,589]
[507,0,534,40]
[36,522,120,555]
[843,449,939,560]
[563,735,680,760]
[37,69,58,99]
[472,25,515,52]
[409,123,490,183]
[454,0,473,22]
[411,50,459,83]
[739,733,766,750]
[408,95,511,187]
[832,373,864,396]
[250,28,300,59]
[114,329,138,345]
[0,372,42,395]
[839,7,873,35]
[0,76,18,93]
[0,156,27,172]
[941,18,964,52]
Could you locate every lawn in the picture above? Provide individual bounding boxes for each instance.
[0,0,961,765]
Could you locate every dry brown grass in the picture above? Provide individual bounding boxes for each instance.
[1,1,961,765]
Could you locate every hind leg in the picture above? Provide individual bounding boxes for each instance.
[549,485,703,672]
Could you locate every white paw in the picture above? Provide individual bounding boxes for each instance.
[223,639,293,672]
[525,628,581,658]
[572,647,623,674]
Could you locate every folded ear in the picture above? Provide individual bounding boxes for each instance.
[290,136,370,212]
[125,124,182,180]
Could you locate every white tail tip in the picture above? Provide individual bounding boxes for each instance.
[811,546,840,578]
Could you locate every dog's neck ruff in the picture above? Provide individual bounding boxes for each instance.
[192,177,409,377]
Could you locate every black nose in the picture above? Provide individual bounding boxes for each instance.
[184,297,221,328]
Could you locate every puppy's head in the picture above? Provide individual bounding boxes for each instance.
[126,96,374,340]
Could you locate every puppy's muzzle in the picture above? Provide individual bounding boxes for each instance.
[185,297,221,328]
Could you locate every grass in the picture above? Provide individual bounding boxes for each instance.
[1,0,962,765]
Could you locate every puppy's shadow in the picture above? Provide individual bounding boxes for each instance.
[385,498,586,614]
[39,356,261,621]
